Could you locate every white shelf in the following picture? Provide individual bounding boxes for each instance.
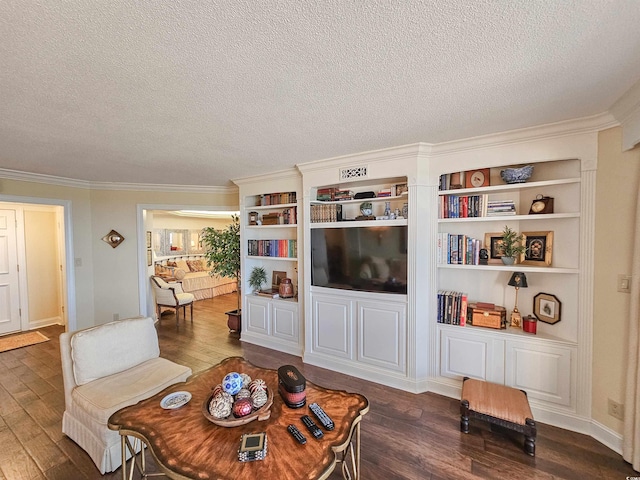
[438,177,581,196]
[244,293,298,304]
[246,255,297,261]
[247,202,297,211]
[246,224,297,229]
[437,322,577,347]
[311,218,407,228]
[437,263,578,274]
[438,212,580,223]
[311,194,407,205]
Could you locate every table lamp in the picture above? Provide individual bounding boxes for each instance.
[508,272,528,328]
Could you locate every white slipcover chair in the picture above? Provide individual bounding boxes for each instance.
[59,316,192,473]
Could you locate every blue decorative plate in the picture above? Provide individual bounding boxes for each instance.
[160,391,192,409]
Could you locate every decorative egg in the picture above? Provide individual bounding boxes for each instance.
[208,394,232,419]
[251,388,268,408]
[232,398,254,417]
[217,391,233,405]
[222,372,243,395]
[235,388,251,400]
[248,379,267,393]
[240,373,252,387]
[211,384,223,397]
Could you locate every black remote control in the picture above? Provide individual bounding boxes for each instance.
[301,415,324,439]
[287,424,307,444]
[309,402,335,431]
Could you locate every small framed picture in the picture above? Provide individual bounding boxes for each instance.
[146,249,153,267]
[272,271,286,290]
[146,231,152,249]
[449,171,464,189]
[394,183,408,196]
[533,292,561,324]
[484,232,506,264]
[520,231,553,266]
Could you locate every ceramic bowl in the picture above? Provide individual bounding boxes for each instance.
[500,165,533,184]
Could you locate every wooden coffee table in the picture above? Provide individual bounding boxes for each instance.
[108,357,369,480]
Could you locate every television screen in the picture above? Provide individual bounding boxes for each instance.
[311,226,407,294]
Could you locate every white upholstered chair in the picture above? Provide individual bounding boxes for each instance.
[59,316,192,473]
[150,275,195,326]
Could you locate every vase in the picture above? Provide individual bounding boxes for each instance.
[501,256,516,265]
[226,309,241,333]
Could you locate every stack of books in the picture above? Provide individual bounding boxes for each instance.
[486,200,516,216]
[333,189,353,201]
[377,187,392,197]
[316,188,336,201]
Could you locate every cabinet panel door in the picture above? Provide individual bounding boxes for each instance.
[357,300,406,372]
[440,328,504,383]
[505,341,573,407]
[312,294,352,358]
[246,297,270,335]
[272,301,299,343]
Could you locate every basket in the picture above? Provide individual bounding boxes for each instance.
[202,387,274,427]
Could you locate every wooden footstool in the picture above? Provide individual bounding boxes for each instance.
[460,377,536,456]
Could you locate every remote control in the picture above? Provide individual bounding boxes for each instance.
[287,424,307,444]
[309,402,335,431]
[301,415,324,439]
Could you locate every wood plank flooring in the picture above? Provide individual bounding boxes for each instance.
[0,293,636,479]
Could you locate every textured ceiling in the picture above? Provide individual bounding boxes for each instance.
[1,1,639,187]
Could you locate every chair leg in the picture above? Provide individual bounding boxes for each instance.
[189,303,193,322]
[157,305,162,323]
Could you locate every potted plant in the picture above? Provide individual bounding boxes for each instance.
[248,266,267,293]
[500,226,527,265]
[201,215,242,332]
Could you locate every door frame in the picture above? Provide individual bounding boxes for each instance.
[0,195,75,331]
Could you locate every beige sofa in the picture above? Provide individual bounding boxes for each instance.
[59,317,192,473]
[154,255,237,300]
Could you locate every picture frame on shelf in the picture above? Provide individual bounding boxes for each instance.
[484,232,507,264]
[520,231,553,266]
[394,183,408,196]
[449,171,464,189]
[465,168,490,188]
[533,292,561,324]
[272,271,287,290]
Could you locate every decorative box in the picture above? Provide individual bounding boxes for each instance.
[278,365,306,408]
[522,315,537,334]
[238,432,267,462]
[468,302,507,329]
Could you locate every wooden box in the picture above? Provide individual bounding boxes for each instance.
[468,302,507,329]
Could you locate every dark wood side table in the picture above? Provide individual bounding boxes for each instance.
[108,357,369,480]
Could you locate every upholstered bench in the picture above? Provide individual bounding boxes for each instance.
[460,377,536,456]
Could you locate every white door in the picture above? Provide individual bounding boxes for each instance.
[0,209,21,335]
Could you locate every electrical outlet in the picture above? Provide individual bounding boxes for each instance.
[618,274,631,293]
[608,398,624,420]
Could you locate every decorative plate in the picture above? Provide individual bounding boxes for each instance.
[202,387,274,427]
[160,391,192,409]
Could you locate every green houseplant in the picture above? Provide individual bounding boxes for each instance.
[201,215,241,331]
[500,225,527,264]
[248,266,267,293]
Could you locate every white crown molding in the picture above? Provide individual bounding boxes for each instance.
[0,168,237,194]
[610,79,640,151]
[232,167,300,186]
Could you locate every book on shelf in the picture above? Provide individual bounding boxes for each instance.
[247,239,297,257]
[437,290,468,326]
[310,204,342,223]
[256,289,279,298]
[437,233,482,265]
[259,191,297,206]
[439,194,488,218]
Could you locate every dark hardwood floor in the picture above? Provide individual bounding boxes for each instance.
[0,293,635,479]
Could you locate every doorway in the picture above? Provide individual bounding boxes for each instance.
[0,197,73,334]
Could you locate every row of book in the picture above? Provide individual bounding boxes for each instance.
[247,239,297,258]
[260,207,297,225]
[437,290,468,326]
[437,233,483,265]
[316,188,353,201]
[439,195,517,218]
[310,204,343,223]
[258,192,297,206]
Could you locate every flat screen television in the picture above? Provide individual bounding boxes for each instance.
[311,225,407,294]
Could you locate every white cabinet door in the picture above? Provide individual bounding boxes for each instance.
[246,296,270,335]
[357,300,406,372]
[311,293,353,359]
[505,340,574,407]
[439,327,505,383]
[272,301,299,344]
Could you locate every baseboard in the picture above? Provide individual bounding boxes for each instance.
[240,332,303,357]
[590,419,623,455]
[29,316,62,330]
